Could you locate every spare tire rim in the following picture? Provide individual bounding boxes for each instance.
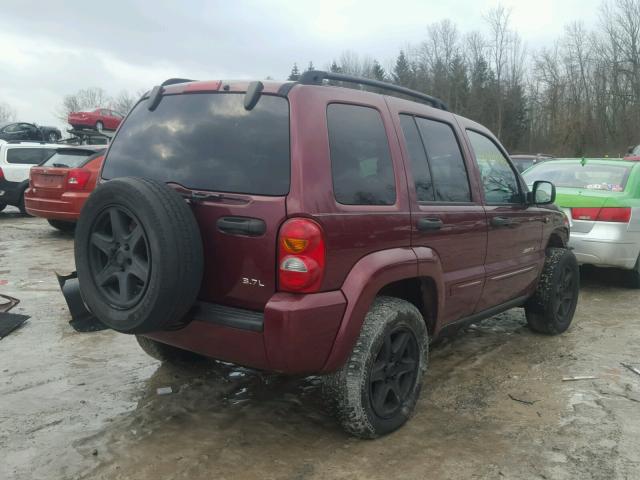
[368,327,419,420]
[88,205,151,309]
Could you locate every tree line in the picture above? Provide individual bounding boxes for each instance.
[289,0,640,157]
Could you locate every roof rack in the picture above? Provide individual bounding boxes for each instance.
[298,70,448,111]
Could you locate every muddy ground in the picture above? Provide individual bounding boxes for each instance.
[1,206,639,480]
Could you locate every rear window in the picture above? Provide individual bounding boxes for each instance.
[7,148,56,165]
[523,162,632,191]
[42,149,100,168]
[102,93,290,196]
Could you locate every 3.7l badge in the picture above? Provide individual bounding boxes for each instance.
[242,278,265,287]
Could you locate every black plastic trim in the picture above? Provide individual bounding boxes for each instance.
[437,295,529,338]
[217,216,266,236]
[191,302,264,332]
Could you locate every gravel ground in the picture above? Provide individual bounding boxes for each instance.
[1,206,640,480]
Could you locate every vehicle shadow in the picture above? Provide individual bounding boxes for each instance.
[579,265,632,289]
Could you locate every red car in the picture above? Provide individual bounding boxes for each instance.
[25,148,105,231]
[68,108,123,131]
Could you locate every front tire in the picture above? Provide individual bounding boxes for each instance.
[525,247,579,335]
[48,219,76,233]
[322,296,428,439]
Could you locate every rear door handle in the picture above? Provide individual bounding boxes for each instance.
[217,216,266,236]
[491,216,515,227]
[417,218,443,232]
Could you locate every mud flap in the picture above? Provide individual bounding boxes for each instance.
[56,271,108,332]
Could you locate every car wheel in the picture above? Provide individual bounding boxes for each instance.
[18,190,31,216]
[322,296,428,439]
[47,132,58,142]
[627,255,640,289]
[0,203,6,212]
[95,121,104,131]
[75,177,203,334]
[47,219,76,233]
[525,247,579,335]
[136,335,206,363]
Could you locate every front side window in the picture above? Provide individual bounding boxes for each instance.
[7,148,55,165]
[415,118,471,202]
[327,104,396,205]
[467,130,521,204]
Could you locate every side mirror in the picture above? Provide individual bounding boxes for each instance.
[530,180,556,205]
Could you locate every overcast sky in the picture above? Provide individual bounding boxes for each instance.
[1,0,602,129]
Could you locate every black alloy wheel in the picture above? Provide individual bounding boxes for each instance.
[368,327,420,419]
[88,206,151,309]
[555,264,576,320]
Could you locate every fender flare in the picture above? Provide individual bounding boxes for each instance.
[321,247,445,373]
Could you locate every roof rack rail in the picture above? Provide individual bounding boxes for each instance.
[298,70,448,111]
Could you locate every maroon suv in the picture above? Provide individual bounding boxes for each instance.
[73,72,578,438]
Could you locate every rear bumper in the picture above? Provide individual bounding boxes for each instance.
[145,290,347,375]
[0,178,24,206]
[569,223,640,269]
[24,189,88,221]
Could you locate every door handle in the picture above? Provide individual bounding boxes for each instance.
[491,216,515,227]
[217,216,266,236]
[417,218,443,232]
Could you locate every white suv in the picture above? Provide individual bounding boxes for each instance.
[0,140,59,213]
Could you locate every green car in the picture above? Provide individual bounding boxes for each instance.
[522,158,640,287]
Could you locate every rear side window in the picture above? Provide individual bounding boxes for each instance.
[399,115,434,201]
[102,93,290,196]
[6,148,55,165]
[415,118,471,202]
[327,104,395,205]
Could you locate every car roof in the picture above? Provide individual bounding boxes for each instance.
[0,139,65,148]
[526,158,640,169]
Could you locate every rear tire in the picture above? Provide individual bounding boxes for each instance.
[18,190,31,216]
[628,255,640,289]
[136,335,205,363]
[75,177,203,334]
[322,296,428,439]
[47,219,76,233]
[525,248,579,335]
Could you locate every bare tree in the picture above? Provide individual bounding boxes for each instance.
[486,5,512,137]
[0,102,16,122]
[56,87,111,122]
[112,90,145,115]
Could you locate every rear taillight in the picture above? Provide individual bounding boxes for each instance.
[66,169,91,191]
[0,167,4,181]
[571,207,631,223]
[278,218,325,293]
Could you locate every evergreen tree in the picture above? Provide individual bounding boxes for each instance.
[372,60,386,81]
[306,61,315,72]
[288,63,301,81]
[329,61,343,74]
[393,51,414,87]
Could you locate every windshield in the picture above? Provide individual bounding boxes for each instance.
[523,162,632,192]
[102,92,290,196]
[633,145,640,155]
[42,149,97,168]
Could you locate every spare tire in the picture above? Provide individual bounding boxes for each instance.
[75,177,203,333]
